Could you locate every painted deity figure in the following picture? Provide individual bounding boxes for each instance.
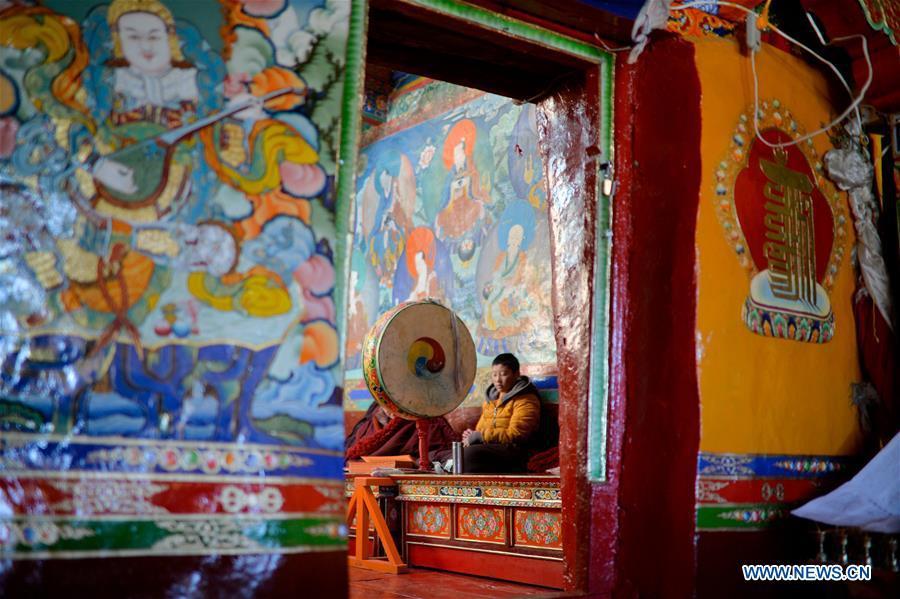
[21,0,239,352]
[344,270,370,359]
[360,151,416,285]
[480,200,539,340]
[436,119,490,241]
[508,104,547,210]
[482,223,529,334]
[373,166,406,279]
[106,0,199,128]
[404,227,442,302]
[91,0,201,199]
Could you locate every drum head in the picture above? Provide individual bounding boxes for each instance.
[363,301,476,419]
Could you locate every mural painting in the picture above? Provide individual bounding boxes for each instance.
[344,82,557,409]
[0,0,350,557]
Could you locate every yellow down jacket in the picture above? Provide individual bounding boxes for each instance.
[475,377,541,445]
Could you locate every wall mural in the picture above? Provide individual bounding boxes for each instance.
[0,0,350,557]
[344,82,557,409]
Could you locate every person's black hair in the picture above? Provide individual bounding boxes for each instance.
[492,353,519,372]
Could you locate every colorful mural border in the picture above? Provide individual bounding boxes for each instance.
[2,477,345,516]
[2,471,346,558]
[697,451,857,478]
[695,451,857,531]
[666,7,736,38]
[394,477,561,508]
[358,81,486,146]
[0,432,341,480]
[1,514,344,559]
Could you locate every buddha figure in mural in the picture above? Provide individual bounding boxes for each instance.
[483,225,527,332]
[436,119,490,241]
[359,150,416,285]
[405,227,442,302]
[480,201,537,338]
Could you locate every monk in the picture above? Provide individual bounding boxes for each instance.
[345,402,458,463]
[460,352,541,473]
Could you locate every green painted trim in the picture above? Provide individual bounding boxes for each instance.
[587,53,615,483]
[399,0,607,62]
[696,505,789,531]
[1,516,345,555]
[334,0,369,373]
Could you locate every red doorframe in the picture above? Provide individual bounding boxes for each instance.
[537,69,603,592]
[609,35,703,596]
[541,33,702,597]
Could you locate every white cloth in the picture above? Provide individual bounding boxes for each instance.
[792,432,900,533]
[824,128,893,330]
[628,0,674,64]
[114,66,199,109]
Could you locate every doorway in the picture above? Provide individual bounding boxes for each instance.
[339,0,613,592]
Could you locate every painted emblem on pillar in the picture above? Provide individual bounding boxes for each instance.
[715,100,847,343]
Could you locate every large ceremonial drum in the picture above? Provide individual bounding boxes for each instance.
[362,300,476,420]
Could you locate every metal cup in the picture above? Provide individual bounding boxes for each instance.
[451,441,463,474]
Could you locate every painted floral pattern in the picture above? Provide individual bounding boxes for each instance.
[457,506,505,543]
[407,503,450,537]
[514,509,561,549]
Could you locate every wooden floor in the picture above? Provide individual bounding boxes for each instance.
[349,565,566,599]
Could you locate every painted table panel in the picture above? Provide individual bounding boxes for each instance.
[513,508,562,550]
[456,505,506,544]
[406,502,451,538]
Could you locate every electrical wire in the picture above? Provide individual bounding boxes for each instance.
[593,32,631,52]
[669,0,873,149]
